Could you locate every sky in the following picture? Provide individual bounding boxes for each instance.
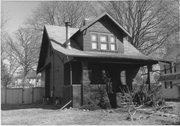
[2,1,40,34]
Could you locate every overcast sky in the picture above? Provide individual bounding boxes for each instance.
[2,1,40,34]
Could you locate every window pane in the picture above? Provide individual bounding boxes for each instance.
[101,43,107,50]
[91,34,97,41]
[110,36,115,43]
[100,35,107,42]
[110,44,115,50]
[92,42,97,49]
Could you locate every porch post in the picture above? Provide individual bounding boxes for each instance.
[147,65,152,91]
[81,61,91,105]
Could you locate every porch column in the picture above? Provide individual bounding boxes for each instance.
[81,61,91,105]
[147,65,152,91]
[126,67,140,90]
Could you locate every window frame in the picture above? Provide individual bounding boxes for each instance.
[91,33,98,50]
[109,35,117,51]
[90,32,117,51]
[99,34,108,50]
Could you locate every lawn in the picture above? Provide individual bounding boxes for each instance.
[1,103,180,125]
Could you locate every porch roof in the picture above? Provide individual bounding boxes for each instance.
[52,42,158,64]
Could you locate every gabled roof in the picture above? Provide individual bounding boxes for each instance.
[45,24,154,61]
[37,14,159,73]
[80,12,131,37]
[43,24,157,62]
[45,25,78,45]
[69,12,131,40]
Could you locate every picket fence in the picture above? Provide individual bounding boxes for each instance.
[1,87,45,104]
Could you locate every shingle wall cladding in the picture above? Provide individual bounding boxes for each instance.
[82,21,124,53]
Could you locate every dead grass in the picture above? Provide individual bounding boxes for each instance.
[1,104,180,125]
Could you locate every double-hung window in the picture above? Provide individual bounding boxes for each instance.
[91,34,98,49]
[90,33,117,51]
[100,35,108,50]
[110,36,116,51]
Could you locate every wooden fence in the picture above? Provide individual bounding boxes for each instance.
[1,87,45,104]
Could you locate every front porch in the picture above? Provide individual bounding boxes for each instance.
[63,57,155,108]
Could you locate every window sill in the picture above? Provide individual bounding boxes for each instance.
[90,49,118,53]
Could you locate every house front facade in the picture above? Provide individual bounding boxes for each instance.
[159,44,180,99]
[37,13,158,108]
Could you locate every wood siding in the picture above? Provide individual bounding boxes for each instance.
[72,32,84,50]
[82,21,124,53]
[53,53,64,97]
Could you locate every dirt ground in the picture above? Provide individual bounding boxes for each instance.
[1,103,180,125]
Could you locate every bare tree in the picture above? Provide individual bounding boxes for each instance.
[26,1,94,31]
[100,0,179,55]
[1,13,17,88]
[6,28,40,87]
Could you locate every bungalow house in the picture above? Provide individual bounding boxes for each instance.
[159,44,180,99]
[37,13,158,108]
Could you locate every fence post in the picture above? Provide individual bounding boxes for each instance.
[5,87,7,104]
[32,87,34,104]
[22,88,24,104]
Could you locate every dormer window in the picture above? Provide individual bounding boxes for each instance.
[91,34,97,41]
[91,34,98,49]
[110,36,116,51]
[100,35,108,50]
[90,32,117,51]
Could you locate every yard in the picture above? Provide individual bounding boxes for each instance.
[1,102,180,125]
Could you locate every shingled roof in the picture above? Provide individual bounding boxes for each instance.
[79,12,131,37]
[37,12,160,73]
[44,24,157,63]
[45,25,78,45]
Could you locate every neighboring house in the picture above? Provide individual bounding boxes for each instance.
[159,44,180,99]
[14,70,41,88]
[37,12,158,108]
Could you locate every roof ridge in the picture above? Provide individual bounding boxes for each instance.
[79,12,131,37]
